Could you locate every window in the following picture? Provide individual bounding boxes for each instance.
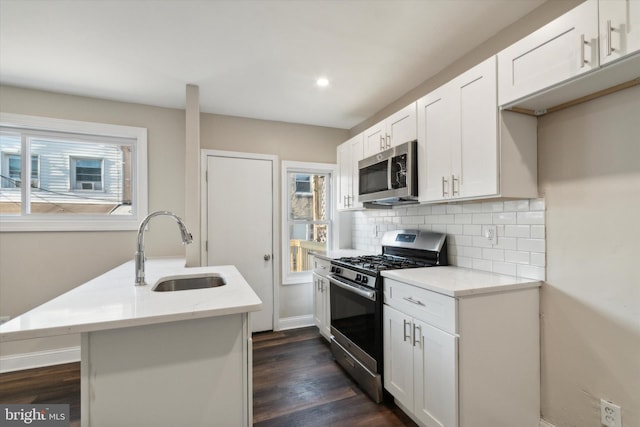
[0,113,147,231]
[281,161,335,284]
[1,154,38,188]
[71,158,104,191]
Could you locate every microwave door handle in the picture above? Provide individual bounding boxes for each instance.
[388,158,393,190]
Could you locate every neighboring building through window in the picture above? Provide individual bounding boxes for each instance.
[282,161,335,284]
[0,113,147,231]
[1,154,38,188]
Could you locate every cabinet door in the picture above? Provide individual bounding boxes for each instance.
[387,102,417,148]
[417,84,454,202]
[363,120,386,157]
[383,305,415,411]
[600,0,640,65]
[498,0,599,106]
[413,318,458,427]
[336,141,352,210]
[313,273,324,329]
[350,134,364,209]
[455,56,498,199]
[320,276,331,339]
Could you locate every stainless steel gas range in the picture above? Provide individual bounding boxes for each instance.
[327,229,448,402]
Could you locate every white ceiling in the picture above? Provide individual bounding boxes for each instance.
[0,0,545,129]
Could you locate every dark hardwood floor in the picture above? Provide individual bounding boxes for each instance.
[0,327,416,426]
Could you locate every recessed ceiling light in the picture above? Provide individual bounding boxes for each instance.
[316,77,329,87]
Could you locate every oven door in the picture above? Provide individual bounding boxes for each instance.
[328,274,381,373]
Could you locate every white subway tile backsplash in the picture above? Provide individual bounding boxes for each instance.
[483,248,505,261]
[530,252,546,267]
[493,212,517,224]
[473,213,492,224]
[505,250,530,264]
[455,213,473,224]
[517,211,545,225]
[529,198,546,211]
[531,225,545,239]
[482,201,504,212]
[352,198,546,280]
[505,225,531,238]
[518,238,546,253]
[504,200,530,211]
[493,262,517,276]
[463,224,482,236]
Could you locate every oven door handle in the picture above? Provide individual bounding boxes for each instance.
[327,274,376,301]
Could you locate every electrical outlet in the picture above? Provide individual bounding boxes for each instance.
[601,399,622,427]
[484,225,497,245]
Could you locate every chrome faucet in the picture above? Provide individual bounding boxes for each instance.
[135,211,193,286]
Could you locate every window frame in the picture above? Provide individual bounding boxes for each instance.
[281,160,336,285]
[0,113,148,232]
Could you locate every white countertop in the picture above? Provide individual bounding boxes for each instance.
[381,266,541,297]
[0,258,262,342]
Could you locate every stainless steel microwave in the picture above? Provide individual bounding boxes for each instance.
[358,140,418,207]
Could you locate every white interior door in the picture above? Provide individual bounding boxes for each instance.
[206,154,274,332]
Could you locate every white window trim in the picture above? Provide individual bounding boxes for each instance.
[0,112,148,232]
[281,160,336,285]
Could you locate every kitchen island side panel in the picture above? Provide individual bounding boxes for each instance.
[81,314,249,427]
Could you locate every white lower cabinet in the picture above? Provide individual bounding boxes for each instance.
[383,277,540,427]
[312,256,331,341]
[312,272,330,340]
[384,305,457,427]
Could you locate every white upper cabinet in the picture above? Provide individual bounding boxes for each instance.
[336,133,363,211]
[418,56,538,203]
[599,0,640,65]
[417,82,455,202]
[418,56,536,204]
[498,0,599,107]
[363,103,417,157]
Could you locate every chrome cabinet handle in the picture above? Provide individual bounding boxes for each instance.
[380,135,385,151]
[403,319,411,342]
[442,176,449,197]
[403,296,426,307]
[413,324,422,347]
[607,19,616,56]
[386,134,391,149]
[452,174,459,196]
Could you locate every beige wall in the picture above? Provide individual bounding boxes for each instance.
[0,85,348,358]
[0,85,188,357]
[350,0,583,136]
[199,114,348,320]
[538,86,640,427]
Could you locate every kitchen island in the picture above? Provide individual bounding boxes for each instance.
[0,258,262,427]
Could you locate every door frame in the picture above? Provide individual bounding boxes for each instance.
[200,149,280,331]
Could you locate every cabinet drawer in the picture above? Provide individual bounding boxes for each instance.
[313,256,331,276]
[383,279,456,334]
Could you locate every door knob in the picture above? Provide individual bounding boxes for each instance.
[264,254,271,261]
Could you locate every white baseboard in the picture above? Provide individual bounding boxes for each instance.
[277,314,314,331]
[0,346,80,373]
[539,419,556,427]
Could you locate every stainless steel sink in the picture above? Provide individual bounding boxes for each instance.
[153,274,227,292]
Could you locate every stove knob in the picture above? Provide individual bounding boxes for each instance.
[335,267,342,274]
[362,276,368,284]
[330,266,336,273]
[355,274,362,282]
